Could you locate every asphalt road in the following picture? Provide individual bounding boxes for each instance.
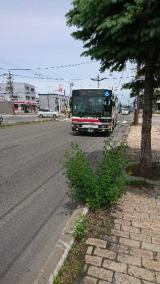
[0,114,132,284]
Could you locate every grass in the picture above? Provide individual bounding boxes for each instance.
[153,112,160,115]
[53,240,86,284]
[0,118,56,128]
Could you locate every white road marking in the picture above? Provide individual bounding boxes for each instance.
[122,120,127,124]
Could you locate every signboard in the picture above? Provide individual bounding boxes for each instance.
[103,90,110,97]
[72,89,112,96]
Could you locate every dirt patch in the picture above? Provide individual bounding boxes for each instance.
[126,162,160,181]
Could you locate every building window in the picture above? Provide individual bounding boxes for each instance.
[31,88,35,92]
[26,96,30,100]
[31,97,35,100]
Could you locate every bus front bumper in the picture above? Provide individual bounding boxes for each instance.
[72,123,112,133]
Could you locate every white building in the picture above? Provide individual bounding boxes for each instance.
[0,82,38,113]
[39,93,70,113]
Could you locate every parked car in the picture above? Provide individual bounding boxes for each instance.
[121,107,130,115]
[38,108,59,118]
[0,114,3,124]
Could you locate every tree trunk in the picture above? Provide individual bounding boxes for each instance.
[140,61,154,168]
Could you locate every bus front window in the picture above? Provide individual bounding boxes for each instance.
[72,96,112,117]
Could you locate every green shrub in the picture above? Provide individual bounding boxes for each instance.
[63,141,128,210]
[63,142,97,205]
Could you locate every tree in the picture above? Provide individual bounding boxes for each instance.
[66,0,160,169]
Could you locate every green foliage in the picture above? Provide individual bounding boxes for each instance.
[53,277,61,284]
[73,214,88,239]
[63,142,97,205]
[66,0,160,72]
[63,142,128,210]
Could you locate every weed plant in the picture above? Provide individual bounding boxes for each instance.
[63,141,128,211]
[73,214,88,239]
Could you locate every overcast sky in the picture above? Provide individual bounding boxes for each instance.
[0,0,134,103]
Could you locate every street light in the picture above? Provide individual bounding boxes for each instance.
[90,74,107,88]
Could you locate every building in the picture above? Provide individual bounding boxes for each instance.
[0,82,39,113]
[39,93,70,113]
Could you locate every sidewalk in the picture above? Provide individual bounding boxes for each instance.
[82,123,160,284]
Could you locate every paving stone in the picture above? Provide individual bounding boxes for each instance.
[114,272,141,284]
[142,281,156,284]
[156,253,160,261]
[151,224,160,232]
[85,255,102,267]
[103,259,127,273]
[98,281,111,284]
[119,237,140,248]
[141,228,160,237]
[128,265,155,282]
[117,252,141,266]
[87,246,94,255]
[111,229,129,238]
[150,214,160,221]
[114,219,131,226]
[152,236,160,245]
[104,235,117,243]
[130,247,153,259]
[156,272,160,283]
[142,242,160,253]
[86,238,107,248]
[142,259,160,272]
[121,224,140,234]
[87,266,113,282]
[140,213,150,222]
[83,276,98,284]
[113,223,121,230]
[132,221,151,229]
[130,232,151,242]
[94,247,116,260]
[110,243,130,254]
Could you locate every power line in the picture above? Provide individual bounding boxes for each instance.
[0,61,93,71]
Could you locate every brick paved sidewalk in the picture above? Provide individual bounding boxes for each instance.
[81,123,160,284]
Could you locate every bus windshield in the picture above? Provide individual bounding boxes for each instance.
[72,96,112,117]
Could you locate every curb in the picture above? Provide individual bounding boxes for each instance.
[34,207,88,284]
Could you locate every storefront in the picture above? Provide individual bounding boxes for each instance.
[14,101,39,113]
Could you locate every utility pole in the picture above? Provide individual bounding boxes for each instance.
[47,94,50,109]
[6,71,15,114]
[91,74,107,88]
[133,63,140,125]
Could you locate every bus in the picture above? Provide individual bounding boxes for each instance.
[70,88,118,134]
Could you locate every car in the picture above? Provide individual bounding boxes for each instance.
[0,114,3,124]
[121,107,130,115]
[38,108,59,118]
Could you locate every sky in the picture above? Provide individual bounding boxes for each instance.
[0,0,135,104]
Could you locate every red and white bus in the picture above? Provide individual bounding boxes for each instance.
[70,88,118,134]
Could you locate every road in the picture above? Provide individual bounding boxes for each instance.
[0,114,132,284]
